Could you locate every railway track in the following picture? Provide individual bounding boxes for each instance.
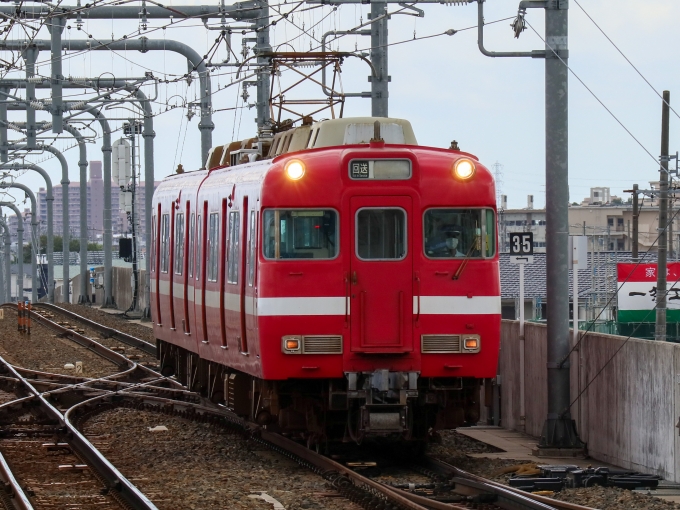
[0,303,179,510]
[0,303,596,510]
[33,303,157,357]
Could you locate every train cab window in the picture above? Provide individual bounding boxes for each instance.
[208,213,219,282]
[196,214,202,280]
[174,213,185,275]
[263,209,338,260]
[228,211,240,283]
[160,214,170,273]
[188,213,195,278]
[423,208,496,259]
[356,208,406,260]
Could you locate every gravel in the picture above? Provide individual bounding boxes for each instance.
[0,308,119,377]
[428,430,680,510]
[82,407,363,510]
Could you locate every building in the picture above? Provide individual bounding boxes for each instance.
[501,186,677,256]
[498,194,547,253]
[35,160,159,245]
[4,207,32,243]
[568,184,674,255]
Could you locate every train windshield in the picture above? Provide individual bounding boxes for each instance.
[424,208,495,258]
[263,209,338,259]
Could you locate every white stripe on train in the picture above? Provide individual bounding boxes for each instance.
[152,280,500,316]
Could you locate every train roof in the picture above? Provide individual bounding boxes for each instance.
[204,117,419,171]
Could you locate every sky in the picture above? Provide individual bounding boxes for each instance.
[1,0,679,213]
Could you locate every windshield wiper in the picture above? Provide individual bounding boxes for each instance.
[452,235,480,281]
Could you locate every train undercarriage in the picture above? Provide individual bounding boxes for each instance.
[158,340,484,448]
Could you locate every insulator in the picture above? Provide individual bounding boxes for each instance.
[29,101,45,110]
[27,77,42,83]
[69,101,86,110]
[443,0,470,4]
[7,123,23,132]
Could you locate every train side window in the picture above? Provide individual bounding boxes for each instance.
[196,214,202,280]
[188,213,195,278]
[356,208,406,260]
[423,208,496,259]
[228,211,240,284]
[151,215,156,272]
[263,209,338,260]
[208,212,219,282]
[174,212,185,275]
[160,214,170,272]
[248,211,256,286]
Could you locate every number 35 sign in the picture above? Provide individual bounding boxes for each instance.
[509,232,534,264]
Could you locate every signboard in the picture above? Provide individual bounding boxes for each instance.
[617,263,680,322]
[569,236,588,270]
[509,232,533,264]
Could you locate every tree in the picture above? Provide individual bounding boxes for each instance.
[22,243,32,264]
[37,235,102,254]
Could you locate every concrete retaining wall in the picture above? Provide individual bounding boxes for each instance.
[54,266,147,310]
[500,320,680,481]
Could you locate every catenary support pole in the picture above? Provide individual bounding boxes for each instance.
[0,203,23,301]
[62,124,89,304]
[0,183,38,302]
[656,91,670,342]
[23,46,38,148]
[80,107,114,307]
[47,16,65,133]
[370,0,388,117]
[0,87,7,162]
[0,219,10,302]
[6,144,69,303]
[255,0,272,135]
[540,0,582,449]
[0,163,53,303]
[135,88,156,318]
[0,38,212,166]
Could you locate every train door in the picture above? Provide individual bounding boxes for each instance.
[349,196,413,352]
[239,196,249,352]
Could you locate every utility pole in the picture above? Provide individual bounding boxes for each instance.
[656,91,670,341]
[630,185,639,260]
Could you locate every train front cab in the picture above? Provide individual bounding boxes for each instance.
[258,143,500,443]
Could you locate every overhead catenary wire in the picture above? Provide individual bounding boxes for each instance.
[524,19,659,167]
[572,0,680,124]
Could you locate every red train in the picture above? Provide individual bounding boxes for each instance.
[150,117,500,447]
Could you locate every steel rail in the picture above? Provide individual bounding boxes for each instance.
[0,451,33,510]
[0,354,158,510]
[421,456,598,510]
[34,303,157,356]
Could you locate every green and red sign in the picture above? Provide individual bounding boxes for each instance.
[617,263,680,322]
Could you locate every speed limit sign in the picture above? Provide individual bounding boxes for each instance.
[509,232,534,264]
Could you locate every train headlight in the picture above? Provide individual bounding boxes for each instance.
[453,158,475,180]
[283,336,302,353]
[285,160,305,180]
[462,335,480,352]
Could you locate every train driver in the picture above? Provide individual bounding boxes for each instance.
[425,215,465,257]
